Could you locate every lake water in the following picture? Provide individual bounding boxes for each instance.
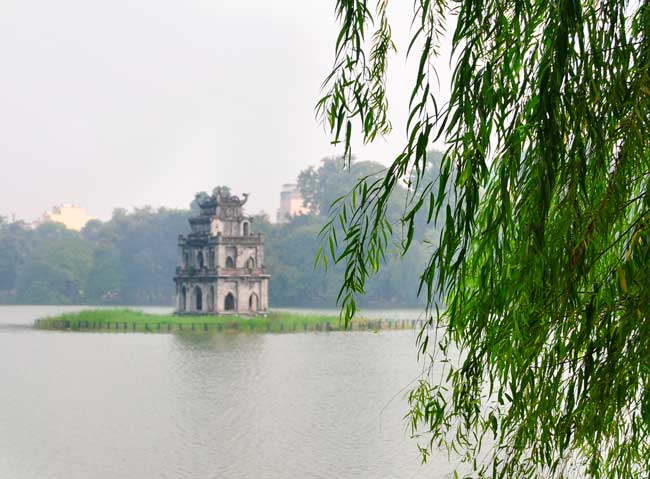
[0,305,451,479]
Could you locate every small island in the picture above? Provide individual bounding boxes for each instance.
[34,309,418,333]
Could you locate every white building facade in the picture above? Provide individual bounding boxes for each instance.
[276,183,309,223]
[39,204,97,231]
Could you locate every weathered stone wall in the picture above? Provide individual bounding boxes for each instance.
[237,247,258,268]
[237,279,263,312]
[216,244,261,269]
[175,277,268,314]
[211,278,268,313]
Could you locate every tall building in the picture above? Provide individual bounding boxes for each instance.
[276,183,309,223]
[173,188,270,315]
[39,204,96,231]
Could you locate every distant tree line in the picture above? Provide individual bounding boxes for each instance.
[0,153,442,307]
[0,207,188,305]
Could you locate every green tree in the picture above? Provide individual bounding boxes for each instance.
[319,1,650,477]
[0,240,19,292]
[281,158,431,307]
[15,223,94,304]
[298,157,382,214]
[0,222,33,301]
[80,219,105,242]
[86,244,124,302]
[108,206,188,304]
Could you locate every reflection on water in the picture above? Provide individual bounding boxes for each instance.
[0,306,449,479]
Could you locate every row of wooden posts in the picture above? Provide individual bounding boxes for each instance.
[34,318,426,333]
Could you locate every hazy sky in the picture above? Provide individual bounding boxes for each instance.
[0,1,452,222]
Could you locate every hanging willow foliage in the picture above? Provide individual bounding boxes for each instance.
[317,0,650,477]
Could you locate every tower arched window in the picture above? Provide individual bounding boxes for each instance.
[243,222,249,236]
[225,292,235,311]
[226,256,235,268]
[197,251,204,269]
[249,293,259,311]
[194,286,203,311]
[180,286,187,311]
[246,257,256,270]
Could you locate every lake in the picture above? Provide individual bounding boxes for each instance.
[0,305,452,479]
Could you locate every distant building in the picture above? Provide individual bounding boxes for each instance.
[174,188,270,315]
[276,183,309,223]
[39,204,96,231]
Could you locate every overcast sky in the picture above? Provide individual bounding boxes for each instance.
[0,1,452,222]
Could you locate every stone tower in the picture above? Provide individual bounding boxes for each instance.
[174,188,270,315]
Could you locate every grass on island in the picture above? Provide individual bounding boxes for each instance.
[33,308,412,334]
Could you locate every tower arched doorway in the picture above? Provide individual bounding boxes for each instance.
[180,286,187,311]
[224,292,235,311]
[194,286,203,312]
[249,293,259,312]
